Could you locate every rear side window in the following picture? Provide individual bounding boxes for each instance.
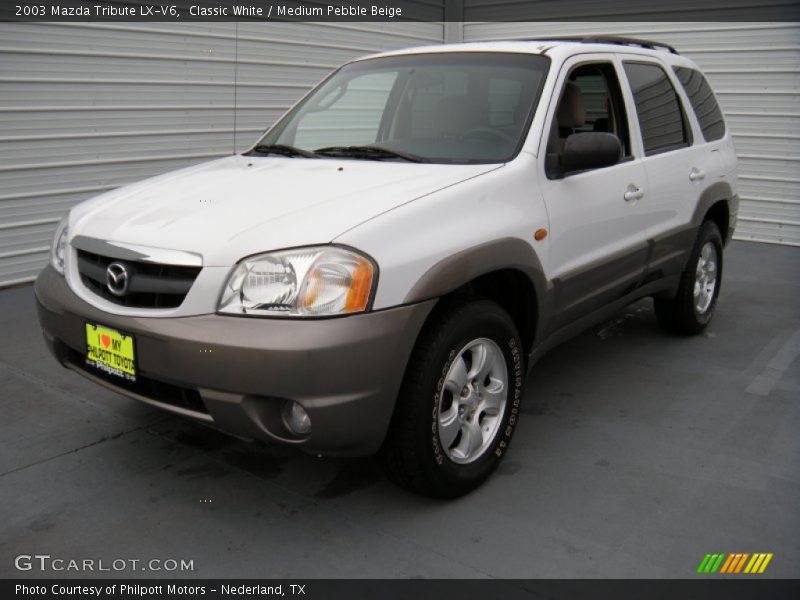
[623,62,692,156]
[673,66,726,141]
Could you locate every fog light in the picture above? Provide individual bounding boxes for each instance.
[281,400,311,435]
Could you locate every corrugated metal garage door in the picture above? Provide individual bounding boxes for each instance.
[0,20,443,287]
[463,22,800,247]
[2,19,795,289]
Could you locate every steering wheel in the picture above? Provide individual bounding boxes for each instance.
[463,127,515,144]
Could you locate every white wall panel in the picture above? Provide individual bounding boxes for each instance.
[462,21,800,246]
[0,19,443,286]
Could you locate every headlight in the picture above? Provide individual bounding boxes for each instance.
[50,215,69,275]
[218,246,375,317]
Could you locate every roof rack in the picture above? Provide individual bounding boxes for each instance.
[520,35,679,55]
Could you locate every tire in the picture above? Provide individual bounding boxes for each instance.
[380,296,525,498]
[654,220,723,335]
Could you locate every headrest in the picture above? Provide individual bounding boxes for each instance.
[556,82,586,129]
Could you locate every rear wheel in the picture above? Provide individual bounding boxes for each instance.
[381,297,525,498]
[655,220,723,335]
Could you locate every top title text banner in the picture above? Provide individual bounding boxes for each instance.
[3,0,799,22]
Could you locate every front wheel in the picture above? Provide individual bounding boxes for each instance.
[655,220,723,335]
[380,297,525,498]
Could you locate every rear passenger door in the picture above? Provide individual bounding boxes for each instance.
[538,54,649,334]
[620,59,711,278]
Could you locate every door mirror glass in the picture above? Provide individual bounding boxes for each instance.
[560,132,621,174]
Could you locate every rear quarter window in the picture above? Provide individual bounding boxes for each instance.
[673,66,726,142]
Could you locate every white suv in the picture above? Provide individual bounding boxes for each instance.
[36,36,738,497]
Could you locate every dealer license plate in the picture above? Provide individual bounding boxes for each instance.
[85,322,136,382]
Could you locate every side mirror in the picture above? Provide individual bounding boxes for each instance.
[561,132,621,174]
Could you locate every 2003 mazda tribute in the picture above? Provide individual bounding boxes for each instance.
[36,37,738,497]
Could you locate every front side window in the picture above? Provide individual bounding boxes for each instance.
[673,66,726,142]
[257,53,550,164]
[545,61,631,177]
[623,62,692,156]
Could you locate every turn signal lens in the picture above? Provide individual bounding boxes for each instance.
[346,259,373,312]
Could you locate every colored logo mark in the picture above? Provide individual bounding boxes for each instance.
[697,553,773,574]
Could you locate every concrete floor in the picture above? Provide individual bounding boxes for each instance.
[1,241,798,579]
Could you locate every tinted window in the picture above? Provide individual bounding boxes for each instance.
[673,66,726,142]
[623,62,692,156]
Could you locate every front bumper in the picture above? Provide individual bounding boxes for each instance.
[35,266,435,456]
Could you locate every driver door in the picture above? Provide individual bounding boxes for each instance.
[538,54,649,334]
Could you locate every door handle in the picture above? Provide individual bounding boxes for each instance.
[689,168,706,182]
[624,185,644,202]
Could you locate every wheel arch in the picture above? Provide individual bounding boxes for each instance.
[692,181,734,244]
[704,200,730,244]
[403,238,547,357]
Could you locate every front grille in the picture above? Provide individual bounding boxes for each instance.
[64,347,208,415]
[77,249,201,309]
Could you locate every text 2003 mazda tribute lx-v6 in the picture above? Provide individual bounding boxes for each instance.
[36,37,738,497]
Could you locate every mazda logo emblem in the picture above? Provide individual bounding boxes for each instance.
[106,262,129,297]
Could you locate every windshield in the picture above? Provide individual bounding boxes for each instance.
[254,52,550,164]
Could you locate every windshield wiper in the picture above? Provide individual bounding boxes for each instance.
[245,144,318,158]
[313,145,427,163]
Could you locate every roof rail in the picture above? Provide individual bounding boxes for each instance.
[520,35,679,55]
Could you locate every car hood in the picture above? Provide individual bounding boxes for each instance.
[70,155,499,266]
